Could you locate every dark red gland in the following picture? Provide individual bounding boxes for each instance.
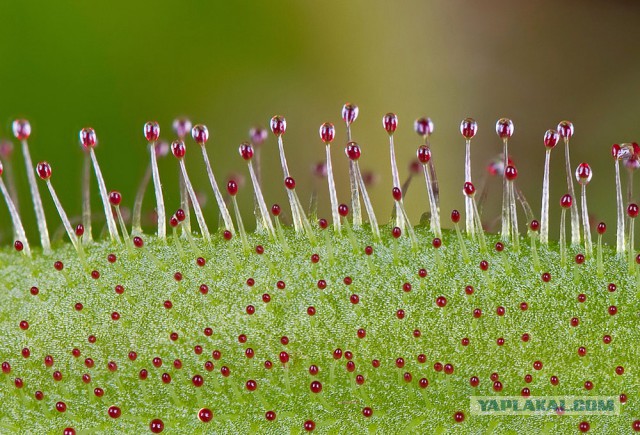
[432,238,442,248]
[597,222,607,234]
[392,187,402,201]
[463,181,475,197]
[416,145,431,164]
[628,203,639,218]
[530,220,540,231]
[36,162,52,180]
[284,176,296,190]
[338,204,349,217]
[436,296,447,308]
[310,380,322,393]
[345,142,361,160]
[383,113,398,134]
[271,204,281,216]
[198,408,213,422]
[542,272,551,282]
[504,165,517,181]
[108,406,121,419]
[75,224,85,237]
[560,194,573,208]
[133,236,144,248]
[392,227,402,239]
[227,180,238,196]
[451,209,461,223]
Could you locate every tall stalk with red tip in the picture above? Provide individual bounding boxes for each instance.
[81,128,120,244]
[383,113,404,229]
[575,163,593,256]
[558,121,581,245]
[13,120,51,253]
[460,118,477,236]
[320,123,340,232]
[496,118,514,240]
[540,129,559,245]
[342,103,362,227]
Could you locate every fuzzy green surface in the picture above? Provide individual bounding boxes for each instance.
[0,225,638,434]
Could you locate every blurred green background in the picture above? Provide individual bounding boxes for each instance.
[1,0,639,245]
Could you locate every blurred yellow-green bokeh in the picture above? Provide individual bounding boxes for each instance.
[1,0,640,245]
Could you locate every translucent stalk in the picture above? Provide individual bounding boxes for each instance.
[389,135,404,229]
[247,162,275,238]
[422,164,441,238]
[560,208,567,267]
[349,160,362,227]
[82,153,93,243]
[131,164,151,235]
[354,162,380,240]
[45,180,81,253]
[231,196,249,254]
[178,160,210,243]
[564,138,581,244]
[0,177,30,256]
[471,197,487,254]
[581,184,593,256]
[150,144,167,239]
[453,222,470,263]
[22,140,51,252]
[89,149,120,244]
[397,200,418,250]
[200,145,235,234]
[179,172,191,235]
[325,144,340,232]
[501,139,510,240]
[628,217,635,272]
[509,181,519,253]
[615,161,626,253]
[276,136,302,232]
[540,150,551,245]
[465,139,474,236]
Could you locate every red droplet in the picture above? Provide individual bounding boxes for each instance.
[454,411,465,423]
[198,408,213,422]
[414,117,434,137]
[319,122,335,143]
[270,116,286,136]
[505,165,517,181]
[36,162,52,180]
[463,181,475,197]
[557,121,574,139]
[345,142,361,160]
[56,401,67,412]
[560,194,572,208]
[284,176,296,190]
[12,119,31,140]
[171,140,186,159]
[460,118,477,139]
[304,419,316,432]
[342,103,359,125]
[108,406,121,419]
[79,127,97,149]
[238,142,254,161]
[227,180,238,196]
[628,204,639,218]
[392,227,402,238]
[416,145,431,164]
[191,124,209,145]
[544,129,559,149]
[150,419,165,433]
[436,296,447,308]
[496,118,514,139]
[144,121,160,142]
[382,113,398,134]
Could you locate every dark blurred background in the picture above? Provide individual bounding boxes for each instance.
[0,0,639,244]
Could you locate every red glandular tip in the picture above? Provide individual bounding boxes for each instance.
[79,127,97,149]
[171,140,186,159]
[270,116,286,136]
[144,121,160,142]
[319,122,335,143]
[382,113,398,134]
[345,142,361,160]
[12,119,31,140]
[496,118,514,139]
[342,103,358,125]
[191,124,209,145]
[460,118,477,139]
[414,117,434,137]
